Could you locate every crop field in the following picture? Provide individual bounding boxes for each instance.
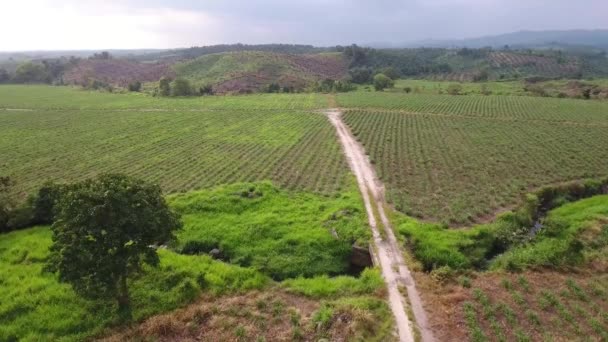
[338,92,608,123]
[0,86,345,198]
[0,85,327,110]
[460,273,608,342]
[341,93,608,224]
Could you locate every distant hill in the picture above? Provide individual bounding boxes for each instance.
[409,30,608,51]
[172,51,348,93]
[135,44,337,62]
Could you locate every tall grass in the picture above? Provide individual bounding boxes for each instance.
[281,268,384,298]
[170,182,370,280]
[0,226,267,341]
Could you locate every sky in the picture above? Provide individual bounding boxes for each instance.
[2,0,608,51]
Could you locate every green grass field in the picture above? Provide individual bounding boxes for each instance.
[0,226,267,341]
[339,93,608,224]
[0,225,384,341]
[0,85,327,110]
[0,86,348,198]
[338,91,608,123]
[170,182,370,280]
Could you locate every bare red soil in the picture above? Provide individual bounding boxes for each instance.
[64,59,174,87]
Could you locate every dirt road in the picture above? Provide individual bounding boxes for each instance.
[325,108,435,342]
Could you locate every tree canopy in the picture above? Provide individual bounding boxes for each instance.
[47,174,182,318]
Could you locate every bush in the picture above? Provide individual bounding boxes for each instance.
[181,240,219,255]
[266,83,281,93]
[373,74,394,91]
[6,205,34,230]
[430,265,455,283]
[447,84,463,95]
[158,77,172,96]
[85,79,112,92]
[128,81,142,92]
[30,181,66,225]
[403,86,412,93]
[171,79,193,96]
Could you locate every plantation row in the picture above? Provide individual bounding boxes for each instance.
[0,85,327,111]
[337,92,608,123]
[462,275,608,342]
[344,110,608,224]
[489,52,579,74]
[1,108,349,198]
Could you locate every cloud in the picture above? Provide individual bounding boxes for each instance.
[1,0,607,50]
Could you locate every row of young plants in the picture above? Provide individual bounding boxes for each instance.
[344,109,608,224]
[0,85,328,110]
[337,91,608,123]
[462,275,608,342]
[2,106,351,199]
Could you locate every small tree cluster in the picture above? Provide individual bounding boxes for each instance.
[266,83,281,93]
[446,84,463,95]
[313,79,355,93]
[157,78,212,97]
[373,73,394,91]
[127,81,142,92]
[13,62,51,83]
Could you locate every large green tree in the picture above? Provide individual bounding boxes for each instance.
[48,174,182,318]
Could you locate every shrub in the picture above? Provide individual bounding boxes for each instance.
[85,79,112,92]
[312,305,334,330]
[266,83,281,93]
[6,205,34,230]
[403,86,412,93]
[171,79,193,96]
[373,74,394,91]
[181,240,219,255]
[446,84,463,95]
[158,77,172,96]
[128,81,142,92]
[198,84,213,95]
[430,265,455,283]
[30,181,66,225]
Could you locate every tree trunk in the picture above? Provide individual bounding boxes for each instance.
[117,275,132,321]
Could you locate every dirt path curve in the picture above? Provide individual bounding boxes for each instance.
[325,107,435,342]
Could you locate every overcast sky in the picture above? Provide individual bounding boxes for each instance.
[3,0,608,51]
